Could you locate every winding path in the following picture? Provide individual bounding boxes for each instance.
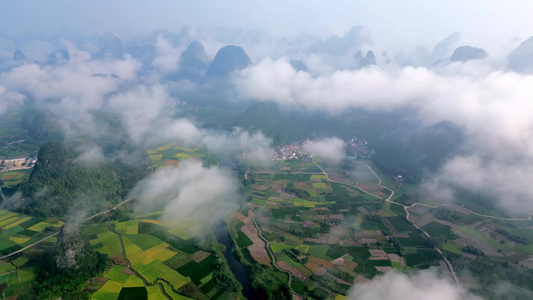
[312,159,461,285]
[247,204,294,287]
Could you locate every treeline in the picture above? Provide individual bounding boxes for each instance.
[495,229,529,244]
[431,207,480,225]
[13,141,151,217]
[447,253,496,286]
[282,248,309,264]
[462,245,485,256]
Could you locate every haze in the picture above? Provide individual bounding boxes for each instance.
[1,1,533,299]
[2,1,533,48]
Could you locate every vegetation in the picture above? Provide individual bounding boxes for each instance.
[431,207,480,225]
[462,245,485,256]
[0,108,64,158]
[13,141,151,216]
[32,226,109,298]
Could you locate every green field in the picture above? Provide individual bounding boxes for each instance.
[0,169,32,187]
[312,182,327,189]
[236,231,254,248]
[271,243,291,253]
[422,222,460,240]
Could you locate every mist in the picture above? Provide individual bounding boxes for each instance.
[1,2,533,299]
[346,269,481,300]
[234,58,533,214]
[131,159,240,229]
[304,137,346,164]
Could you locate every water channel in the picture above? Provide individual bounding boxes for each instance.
[214,223,258,299]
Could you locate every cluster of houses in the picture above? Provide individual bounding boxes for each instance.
[0,156,37,171]
[273,139,312,160]
[242,136,378,163]
[346,137,375,161]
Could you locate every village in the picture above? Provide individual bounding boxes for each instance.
[0,156,37,172]
[270,136,375,162]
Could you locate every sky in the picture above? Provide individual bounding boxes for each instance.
[2,0,533,49]
[1,1,533,216]
[1,1,533,296]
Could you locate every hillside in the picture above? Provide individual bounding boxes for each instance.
[237,102,307,145]
[13,141,152,217]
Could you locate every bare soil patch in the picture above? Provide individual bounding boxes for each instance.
[357,207,370,214]
[447,205,472,215]
[252,185,269,191]
[414,216,433,227]
[163,160,179,166]
[356,183,382,192]
[373,191,387,199]
[308,257,334,268]
[358,238,378,244]
[232,212,249,223]
[248,243,271,265]
[354,276,370,285]
[278,261,306,280]
[346,261,358,270]
[375,266,393,272]
[387,253,401,263]
[369,249,387,257]
[110,253,126,265]
[121,267,134,275]
[93,277,108,284]
[191,250,211,263]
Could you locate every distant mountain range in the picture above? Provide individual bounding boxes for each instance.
[450,46,488,62]
[508,36,533,73]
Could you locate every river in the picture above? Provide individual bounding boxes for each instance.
[214,223,259,299]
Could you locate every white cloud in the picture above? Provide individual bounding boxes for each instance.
[152,36,183,73]
[0,43,141,120]
[0,85,24,116]
[235,57,533,214]
[346,269,481,300]
[304,137,346,164]
[131,159,240,226]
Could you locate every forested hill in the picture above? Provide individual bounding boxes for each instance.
[13,141,152,217]
[237,102,308,145]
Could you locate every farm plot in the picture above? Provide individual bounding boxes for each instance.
[0,265,35,299]
[146,144,209,170]
[422,222,460,240]
[92,280,123,299]
[0,211,64,254]
[91,231,122,256]
[0,169,31,187]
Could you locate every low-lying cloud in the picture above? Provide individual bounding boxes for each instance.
[107,85,273,163]
[304,137,345,164]
[131,159,240,227]
[346,269,481,300]
[235,57,533,215]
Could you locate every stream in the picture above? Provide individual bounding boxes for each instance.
[214,223,259,299]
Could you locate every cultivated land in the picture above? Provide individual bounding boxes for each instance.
[2,142,533,299]
[0,145,239,299]
[0,207,242,299]
[232,157,533,299]
[147,143,217,169]
[86,214,236,300]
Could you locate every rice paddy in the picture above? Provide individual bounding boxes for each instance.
[145,143,210,169]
